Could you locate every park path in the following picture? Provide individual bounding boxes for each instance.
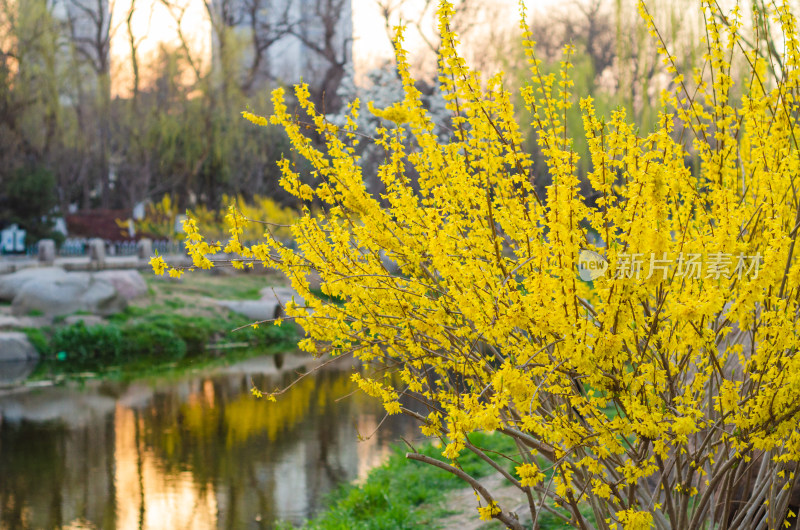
[438,473,527,530]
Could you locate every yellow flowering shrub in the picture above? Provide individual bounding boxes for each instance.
[159,1,800,528]
[188,194,298,243]
[123,193,297,243]
[119,194,181,239]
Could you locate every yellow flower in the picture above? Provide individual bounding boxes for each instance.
[149,255,167,276]
[167,268,184,278]
[367,101,411,125]
[477,501,501,521]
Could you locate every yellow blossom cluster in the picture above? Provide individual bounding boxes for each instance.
[160,0,800,527]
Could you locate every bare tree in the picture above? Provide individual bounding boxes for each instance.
[202,0,294,94]
[64,0,115,208]
[288,0,351,112]
[374,0,497,76]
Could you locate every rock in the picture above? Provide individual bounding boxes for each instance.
[0,315,22,329]
[0,315,49,329]
[258,287,306,319]
[136,238,153,260]
[37,239,56,265]
[11,273,126,317]
[0,360,37,385]
[88,238,106,268]
[306,270,323,290]
[0,267,68,302]
[259,286,304,305]
[8,269,145,318]
[379,249,401,274]
[93,270,147,301]
[216,299,283,320]
[0,332,38,362]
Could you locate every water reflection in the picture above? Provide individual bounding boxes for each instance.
[0,354,421,529]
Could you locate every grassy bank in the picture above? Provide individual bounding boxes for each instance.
[292,431,598,530]
[24,270,301,380]
[288,432,517,530]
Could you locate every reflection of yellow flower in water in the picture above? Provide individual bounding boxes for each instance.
[368,101,411,125]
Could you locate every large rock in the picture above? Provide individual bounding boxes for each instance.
[93,270,148,301]
[0,267,68,302]
[11,273,126,317]
[259,286,304,306]
[4,269,146,317]
[0,315,22,329]
[218,287,304,321]
[0,360,37,385]
[216,300,283,320]
[0,332,38,362]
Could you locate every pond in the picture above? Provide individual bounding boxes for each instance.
[0,354,422,529]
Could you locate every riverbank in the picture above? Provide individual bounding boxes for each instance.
[295,432,596,530]
[291,432,519,530]
[5,270,301,382]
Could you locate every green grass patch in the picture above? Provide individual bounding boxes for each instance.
[293,432,517,530]
[28,316,300,378]
[21,327,50,354]
[18,271,301,382]
[145,272,270,300]
[294,431,599,530]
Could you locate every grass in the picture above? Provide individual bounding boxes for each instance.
[292,430,600,530]
[147,271,270,300]
[22,270,301,381]
[26,317,299,378]
[291,432,518,530]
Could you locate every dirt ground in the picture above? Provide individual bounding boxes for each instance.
[437,473,530,530]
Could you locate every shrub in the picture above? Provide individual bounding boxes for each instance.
[121,322,186,360]
[160,2,800,528]
[51,322,123,367]
[139,314,214,353]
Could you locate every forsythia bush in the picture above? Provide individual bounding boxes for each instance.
[189,194,298,243]
[123,193,297,242]
[158,1,800,528]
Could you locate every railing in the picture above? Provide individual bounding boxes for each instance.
[152,240,185,256]
[16,239,186,258]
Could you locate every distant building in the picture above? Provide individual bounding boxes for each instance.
[210,0,353,96]
[52,0,111,75]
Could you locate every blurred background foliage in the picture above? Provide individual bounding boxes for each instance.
[1,0,764,241]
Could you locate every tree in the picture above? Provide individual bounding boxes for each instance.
[63,0,113,208]
[159,0,800,528]
[0,0,352,218]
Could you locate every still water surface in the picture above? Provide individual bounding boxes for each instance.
[0,354,420,529]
